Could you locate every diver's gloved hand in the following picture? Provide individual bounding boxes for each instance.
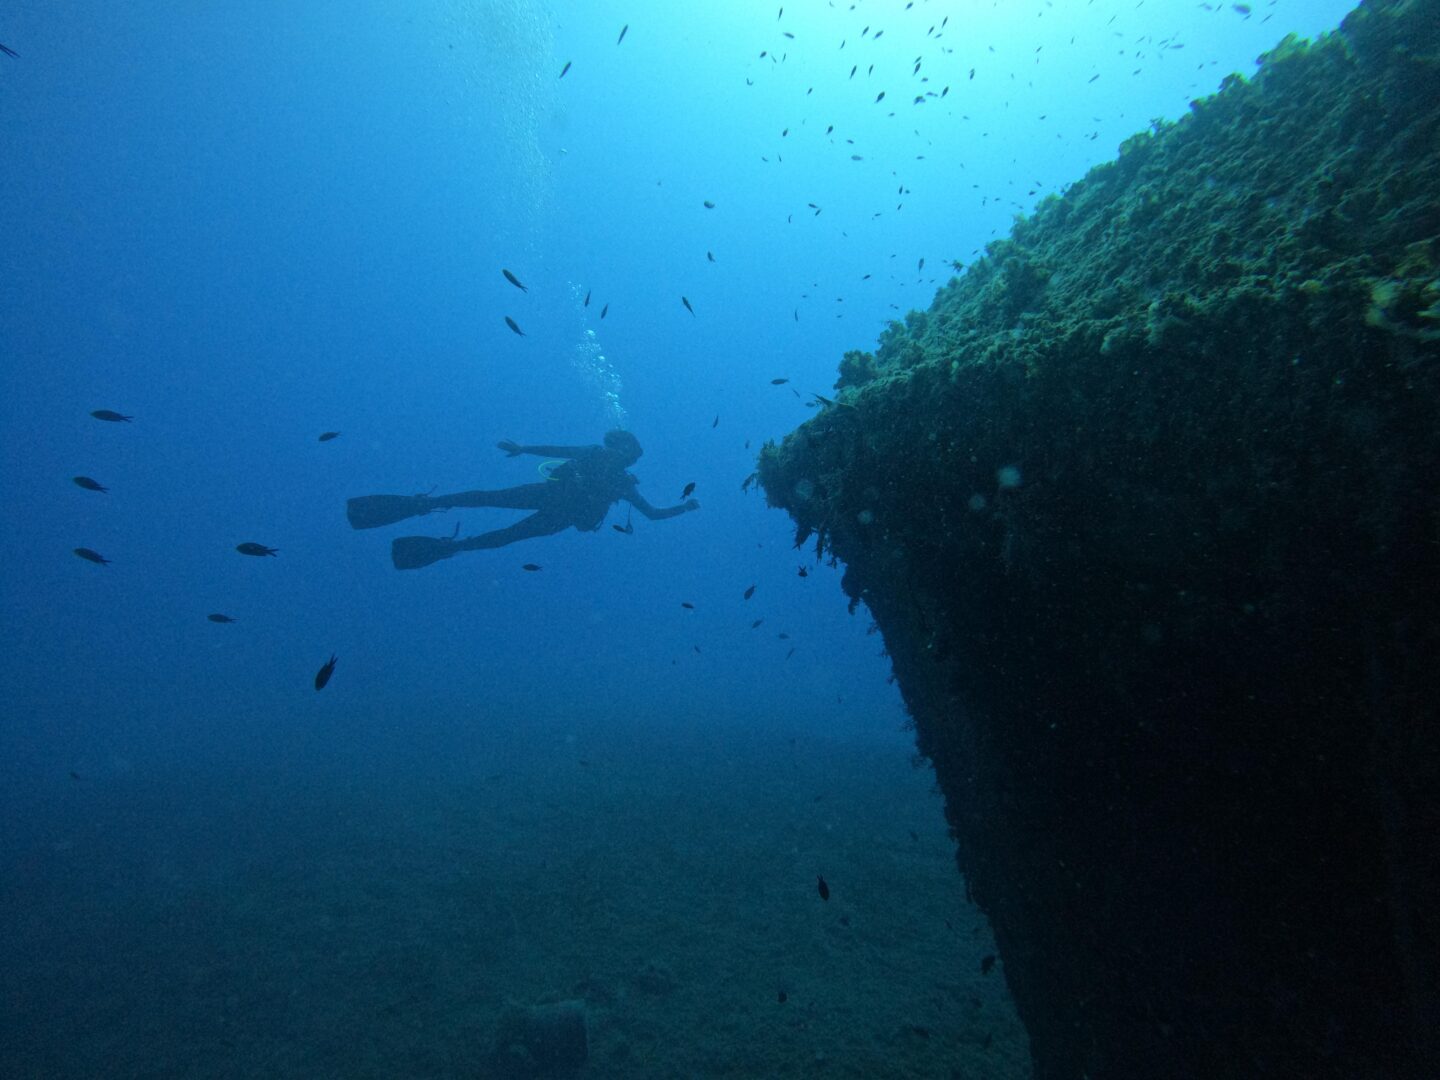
[497,440,523,456]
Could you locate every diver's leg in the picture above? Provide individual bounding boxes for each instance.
[432,482,554,511]
[453,512,569,552]
[347,493,433,530]
[391,513,563,570]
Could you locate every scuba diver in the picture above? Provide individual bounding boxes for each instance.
[346,430,700,570]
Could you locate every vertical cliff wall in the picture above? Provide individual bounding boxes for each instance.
[759,2,1438,1076]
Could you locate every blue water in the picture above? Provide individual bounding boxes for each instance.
[0,2,1358,1076]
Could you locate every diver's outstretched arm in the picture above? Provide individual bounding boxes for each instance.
[629,492,700,521]
[497,440,598,458]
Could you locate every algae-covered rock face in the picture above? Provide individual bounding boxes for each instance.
[761,1,1440,1077]
[836,349,878,390]
[1366,239,1440,344]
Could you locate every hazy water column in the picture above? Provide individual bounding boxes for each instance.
[432,0,556,241]
[431,2,626,425]
[568,283,629,429]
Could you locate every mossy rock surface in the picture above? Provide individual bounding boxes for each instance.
[761,2,1440,1076]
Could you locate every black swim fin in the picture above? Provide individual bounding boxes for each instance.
[391,535,457,571]
[347,494,430,530]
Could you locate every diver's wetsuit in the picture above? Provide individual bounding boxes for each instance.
[433,444,651,551]
[346,437,699,569]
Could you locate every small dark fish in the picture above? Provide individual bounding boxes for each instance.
[73,547,109,565]
[744,585,756,600]
[751,619,764,629]
[207,613,236,623]
[707,251,716,262]
[318,431,341,442]
[90,409,132,422]
[502,269,528,292]
[584,289,591,306]
[69,770,84,781]
[0,43,18,59]
[681,482,696,498]
[694,644,701,653]
[521,563,542,571]
[817,875,830,901]
[559,60,572,78]
[600,303,609,318]
[703,200,716,209]
[314,653,338,691]
[681,296,695,315]
[617,24,628,45]
[793,308,799,321]
[681,602,695,610]
[612,521,633,535]
[797,566,809,577]
[918,257,925,271]
[980,954,997,975]
[875,91,885,103]
[770,377,789,385]
[712,414,719,428]
[777,632,790,640]
[504,315,525,336]
[73,476,107,493]
[236,542,278,557]
[785,646,796,659]
[777,990,788,1004]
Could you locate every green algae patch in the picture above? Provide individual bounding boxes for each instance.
[1366,239,1440,345]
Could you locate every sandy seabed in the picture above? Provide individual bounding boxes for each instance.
[2,717,1029,1078]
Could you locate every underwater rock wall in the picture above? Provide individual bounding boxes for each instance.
[760,1,1438,1077]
